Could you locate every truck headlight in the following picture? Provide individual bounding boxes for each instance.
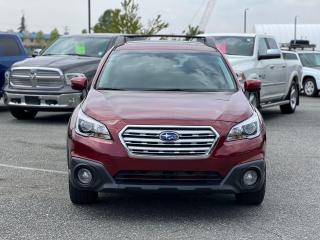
[4,70,10,85]
[65,73,86,85]
[75,109,111,140]
[226,111,261,141]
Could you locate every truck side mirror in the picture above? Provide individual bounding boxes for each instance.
[258,49,281,60]
[71,77,88,90]
[244,79,261,92]
[32,49,42,57]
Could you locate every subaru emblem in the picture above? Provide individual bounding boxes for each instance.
[159,131,179,142]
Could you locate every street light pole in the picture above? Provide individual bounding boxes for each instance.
[88,0,91,34]
[244,8,249,33]
[294,15,298,44]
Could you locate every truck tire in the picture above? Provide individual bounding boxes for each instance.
[235,181,266,205]
[69,180,98,204]
[9,108,38,120]
[303,77,318,97]
[280,83,298,114]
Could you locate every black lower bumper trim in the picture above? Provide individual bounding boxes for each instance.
[69,158,266,194]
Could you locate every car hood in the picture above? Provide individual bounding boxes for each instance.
[82,89,253,123]
[225,55,253,68]
[303,67,320,76]
[12,55,101,72]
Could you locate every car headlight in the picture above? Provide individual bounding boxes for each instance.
[4,70,10,85]
[65,73,86,85]
[226,111,261,141]
[75,109,111,140]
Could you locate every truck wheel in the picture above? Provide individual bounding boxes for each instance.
[69,180,98,204]
[235,181,266,205]
[280,84,298,114]
[303,78,318,97]
[248,92,260,110]
[9,108,38,120]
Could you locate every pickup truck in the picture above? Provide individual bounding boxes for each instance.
[3,34,120,120]
[202,33,302,113]
[0,33,28,98]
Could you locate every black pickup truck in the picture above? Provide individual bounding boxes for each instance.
[3,34,120,120]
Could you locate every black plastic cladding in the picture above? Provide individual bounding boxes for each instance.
[113,35,216,49]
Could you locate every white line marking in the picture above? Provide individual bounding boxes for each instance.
[0,163,68,175]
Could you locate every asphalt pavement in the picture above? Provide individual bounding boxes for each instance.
[0,96,319,240]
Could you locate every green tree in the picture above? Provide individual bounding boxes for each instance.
[183,25,204,37]
[49,28,59,43]
[34,31,45,46]
[81,29,88,34]
[93,0,168,34]
[18,14,26,33]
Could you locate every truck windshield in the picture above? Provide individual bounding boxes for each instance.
[213,36,255,56]
[299,53,320,67]
[97,51,236,92]
[42,36,112,58]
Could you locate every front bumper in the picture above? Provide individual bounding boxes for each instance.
[69,157,266,194]
[3,91,82,110]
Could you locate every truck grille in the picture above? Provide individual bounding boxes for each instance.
[114,171,223,185]
[10,67,63,89]
[120,125,219,158]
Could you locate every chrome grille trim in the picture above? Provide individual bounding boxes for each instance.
[10,67,64,89]
[119,125,220,159]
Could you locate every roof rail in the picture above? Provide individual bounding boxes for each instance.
[113,35,216,49]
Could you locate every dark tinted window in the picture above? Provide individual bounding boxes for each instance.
[266,38,279,49]
[283,53,298,60]
[213,37,254,56]
[43,36,112,58]
[97,51,236,92]
[0,36,22,56]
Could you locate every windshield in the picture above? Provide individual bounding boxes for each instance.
[299,53,320,67]
[96,51,236,92]
[213,36,255,56]
[42,36,112,58]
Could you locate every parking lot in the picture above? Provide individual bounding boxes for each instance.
[0,96,319,240]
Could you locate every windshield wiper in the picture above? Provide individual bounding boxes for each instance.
[64,53,91,57]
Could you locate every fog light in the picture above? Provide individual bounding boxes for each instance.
[77,168,93,185]
[243,170,258,186]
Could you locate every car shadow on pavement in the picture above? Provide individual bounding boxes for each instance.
[73,192,263,222]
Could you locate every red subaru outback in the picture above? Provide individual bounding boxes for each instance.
[67,36,266,205]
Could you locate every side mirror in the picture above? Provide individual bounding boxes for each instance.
[71,77,88,90]
[32,48,42,57]
[258,49,281,60]
[244,79,261,92]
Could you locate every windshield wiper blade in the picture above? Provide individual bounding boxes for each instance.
[64,53,91,57]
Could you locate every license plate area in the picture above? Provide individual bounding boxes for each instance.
[25,96,41,105]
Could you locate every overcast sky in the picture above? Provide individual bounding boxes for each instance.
[0,0,319,34]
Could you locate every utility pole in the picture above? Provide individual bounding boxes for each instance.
[294,15,298,44]
[244,8,249,33]
[88,0,91,33]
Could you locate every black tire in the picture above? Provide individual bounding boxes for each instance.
[280,83,298,114]
[303,77,318,97]
[9,108,38,120]
[235,181,266,205]
[69,181,98,204]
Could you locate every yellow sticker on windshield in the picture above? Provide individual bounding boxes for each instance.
[75,43,86,55]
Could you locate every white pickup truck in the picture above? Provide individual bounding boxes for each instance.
[202,33,302,114]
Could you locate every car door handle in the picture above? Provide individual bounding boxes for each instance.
[282,65,286,68]
[270,65,275,69]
